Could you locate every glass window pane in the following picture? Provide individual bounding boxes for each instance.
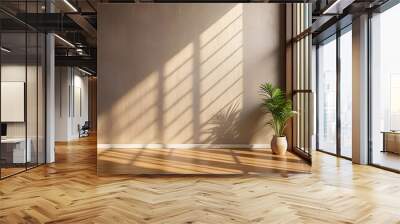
[317,37,337,154]
[1,31,28,177]
[26,0,40,170]
[38,33,46,165]
[371,4,400,171]
[340,29,352,158]
[0,1,46,179]
[27,31,38,169]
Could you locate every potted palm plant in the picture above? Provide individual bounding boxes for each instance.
[259,83,296,155]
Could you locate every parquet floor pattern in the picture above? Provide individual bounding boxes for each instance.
[97,147,311,175]
[1,136,400,223]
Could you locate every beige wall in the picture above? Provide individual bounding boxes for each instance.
[98,3,284,146]
[1,64,40,138]
[55,67,89,141]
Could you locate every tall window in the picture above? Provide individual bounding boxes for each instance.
[291,3,313,161]
[316,26,353,158]
[370,3,400,171]
[340,29,352,158]
[317,36,337,154]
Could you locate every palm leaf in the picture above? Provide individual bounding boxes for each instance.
[259,82,296,136]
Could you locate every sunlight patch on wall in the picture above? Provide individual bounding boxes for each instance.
[163,43,195,142]
[199,4,244,143]
[97,3,283,145]
[199,4,243,48]
[112,71,159,143]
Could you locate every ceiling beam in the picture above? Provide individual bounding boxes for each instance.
[55,55,96,71]
[67,13,97,40]
[322,0,355,15]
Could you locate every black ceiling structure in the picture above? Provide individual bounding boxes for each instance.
[0,0,98,75]
[1,0,397,76]
[310,0,394,44]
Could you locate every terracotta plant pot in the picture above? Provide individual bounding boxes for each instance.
[271,136,287,155]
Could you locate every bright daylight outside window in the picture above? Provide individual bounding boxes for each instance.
[371,3,400,171]
[317,36,337,154]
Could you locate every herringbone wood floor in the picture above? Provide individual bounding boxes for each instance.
[1,136,400,223]
[97,147,311,175]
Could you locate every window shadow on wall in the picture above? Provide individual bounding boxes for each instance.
[98,4,283,147]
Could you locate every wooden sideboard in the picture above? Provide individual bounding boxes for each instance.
[382,131,400,154]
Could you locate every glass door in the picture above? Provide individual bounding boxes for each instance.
[317,36,337,155]
[0,1,47,179]
[370,3,400,171]
[1,31,28,177]
[316,26,353,159]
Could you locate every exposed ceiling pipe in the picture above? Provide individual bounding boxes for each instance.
[322,0,355,15]
[63,0,78,12]
[54,34,76,48]
[78,67,94,76]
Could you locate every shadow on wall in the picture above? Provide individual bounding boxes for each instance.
[203,102,241,144]
[98,3,283,145]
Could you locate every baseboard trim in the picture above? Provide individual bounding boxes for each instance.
[97,143,270,150]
